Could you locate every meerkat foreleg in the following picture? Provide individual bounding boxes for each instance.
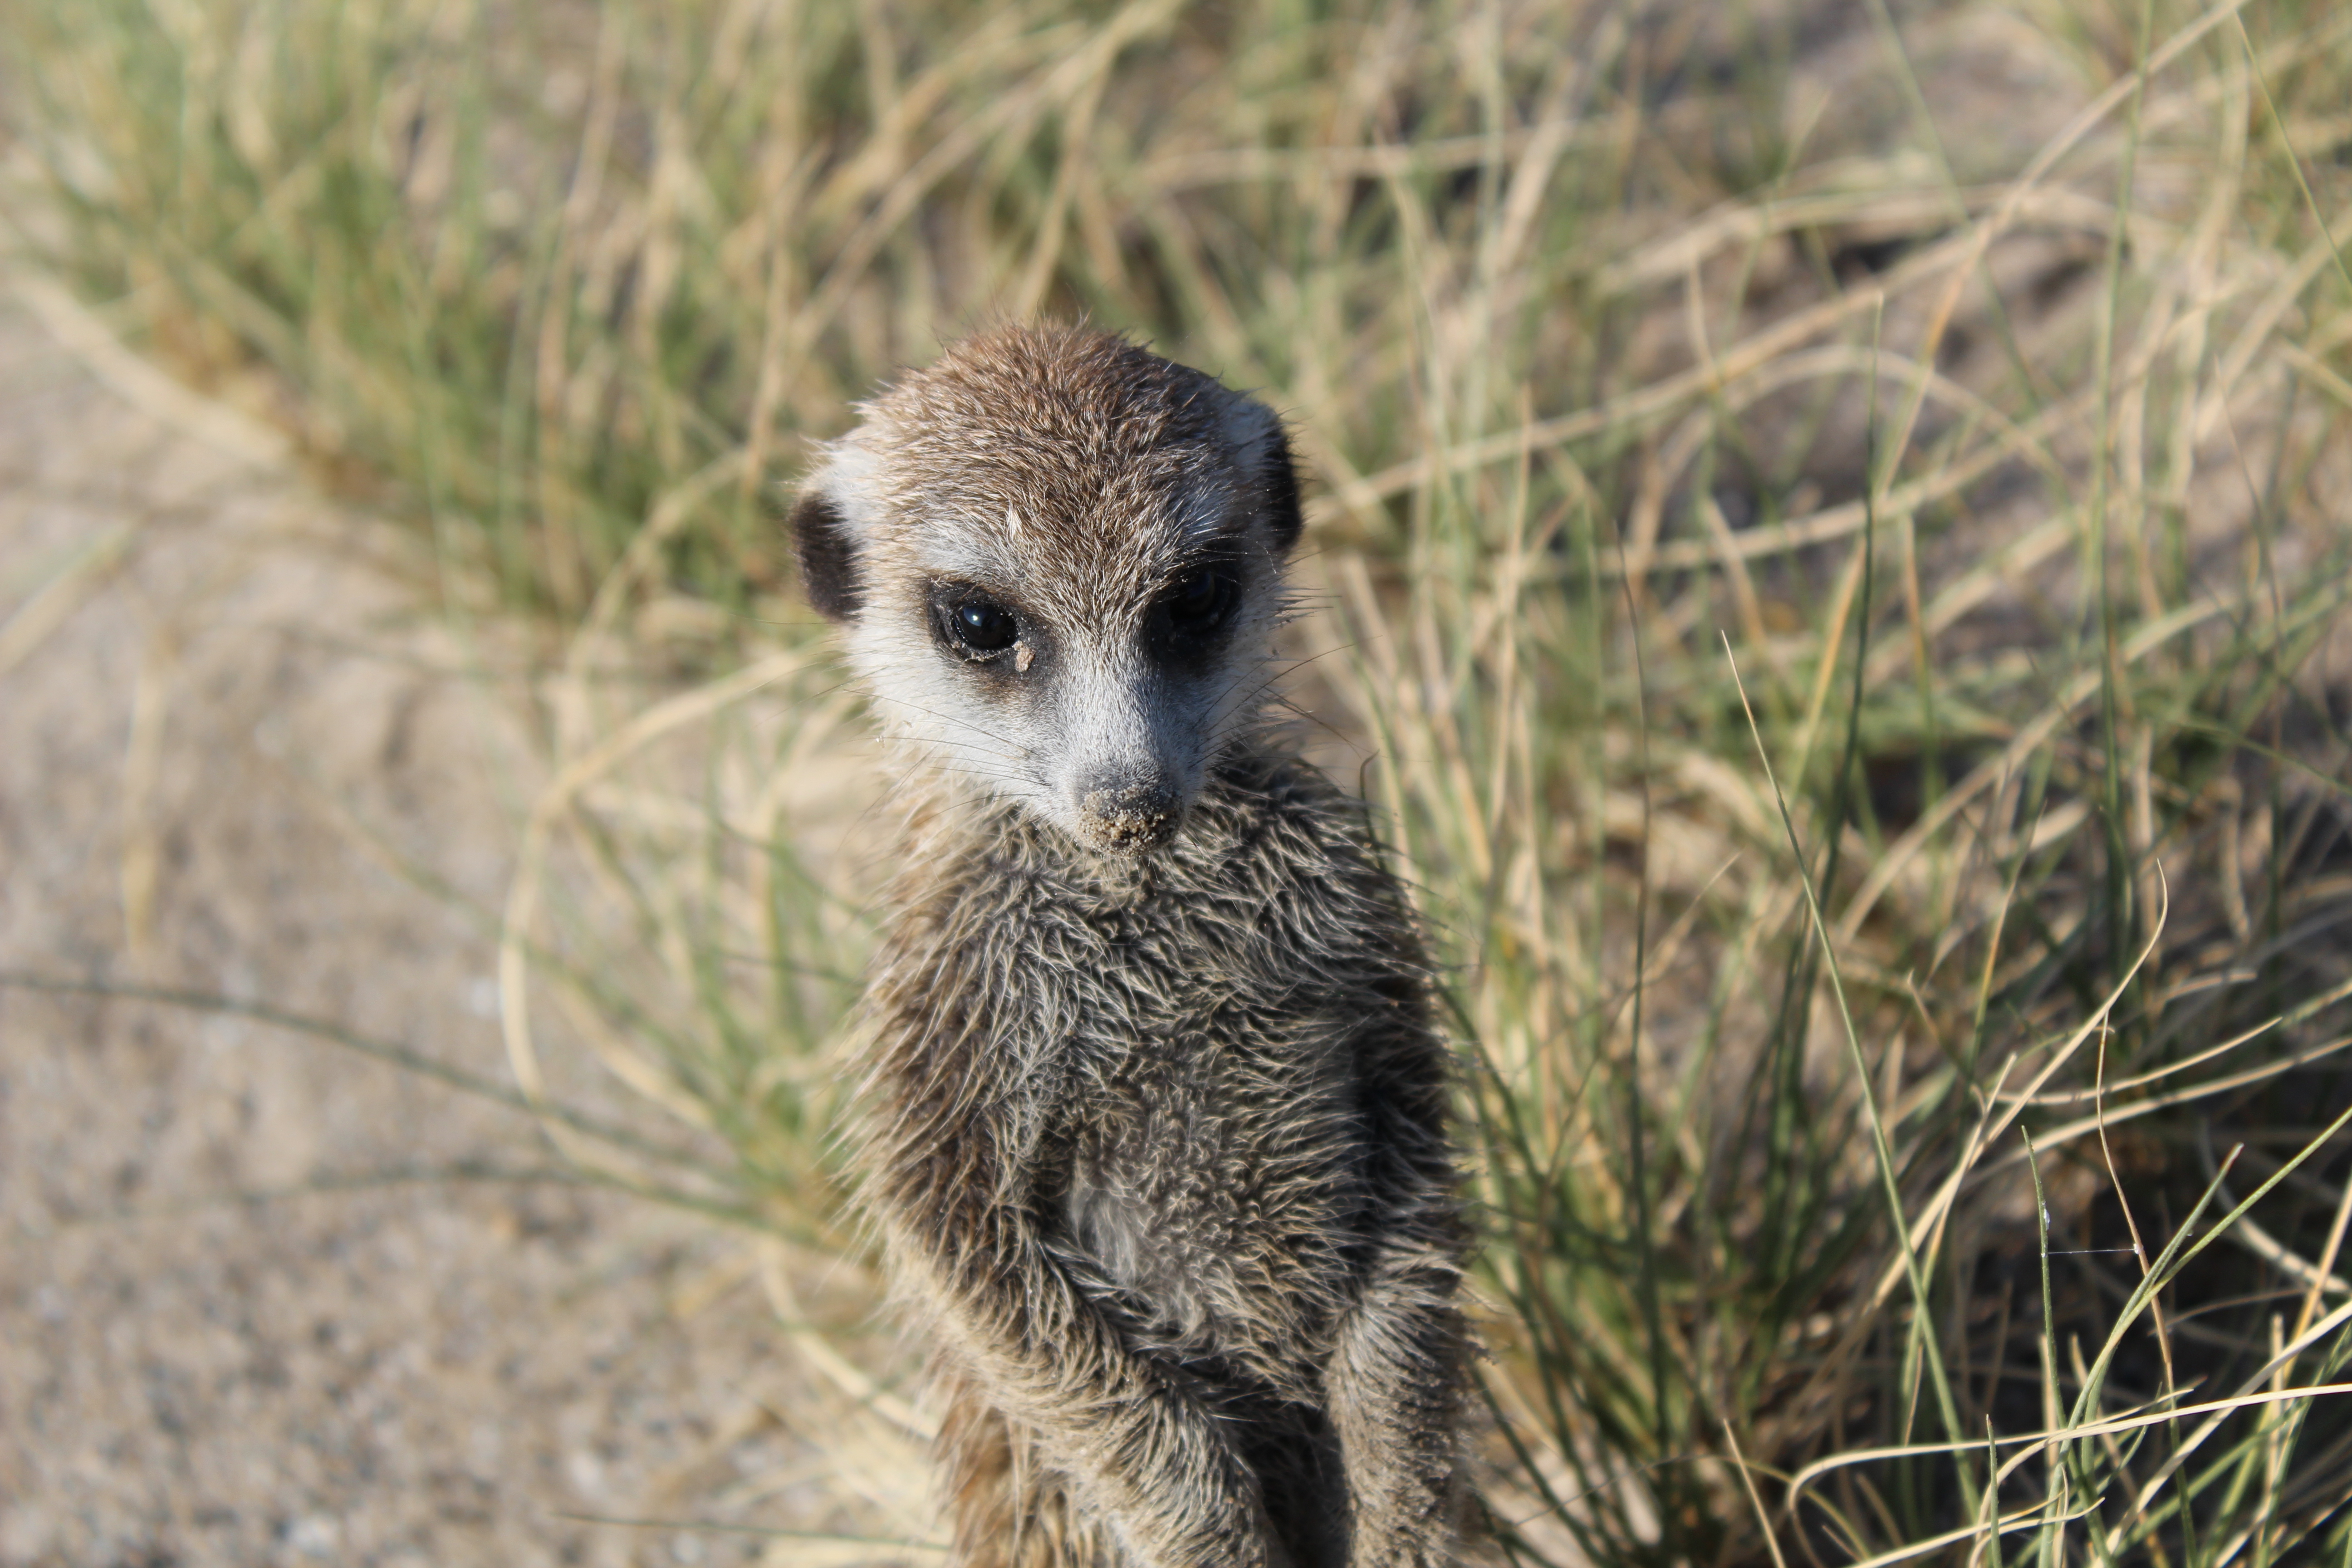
[1323,1045,1471,1568]
[1324,1245,1470,1568]
[887,1209,1294,1568]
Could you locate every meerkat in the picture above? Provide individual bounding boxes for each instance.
[789,324,1470,1568]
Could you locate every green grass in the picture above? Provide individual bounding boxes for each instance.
[8,0,2352,1561]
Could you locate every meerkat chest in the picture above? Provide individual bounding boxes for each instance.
[1050,957,1379,1360]
[885,781,1423,1363]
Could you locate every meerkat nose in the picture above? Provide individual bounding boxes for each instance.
[1076,774,1184,855]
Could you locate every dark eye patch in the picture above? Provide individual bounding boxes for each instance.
[1148,554,1245,666]
[1165,565,1238,629]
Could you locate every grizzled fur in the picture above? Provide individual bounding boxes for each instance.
[796,325,1470,1568]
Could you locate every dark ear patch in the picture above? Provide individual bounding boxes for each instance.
[789,489,862,621]
[1259,432,1304,557]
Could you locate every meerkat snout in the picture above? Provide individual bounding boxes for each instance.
[1077,773,1182,854]
[789,325,1303,857]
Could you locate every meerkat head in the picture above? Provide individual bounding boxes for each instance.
[788,324,1303,857]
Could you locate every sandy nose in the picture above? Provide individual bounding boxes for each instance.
[1077,774,1183,854]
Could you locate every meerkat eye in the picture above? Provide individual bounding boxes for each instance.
[1163,566,1239,632]
[945,595,1019,655]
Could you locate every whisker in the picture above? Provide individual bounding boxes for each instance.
[1200,642,1349,738]
[863,692,1031,758]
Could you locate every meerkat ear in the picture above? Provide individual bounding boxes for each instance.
[1224,389,1304,558]
[1258,428,1304,558]
[789,487,863,621]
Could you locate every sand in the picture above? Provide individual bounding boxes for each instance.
[0,280,898,1568]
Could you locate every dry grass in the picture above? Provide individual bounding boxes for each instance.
[8,0,2352,1562]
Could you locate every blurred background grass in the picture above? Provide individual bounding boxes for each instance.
[5,0,2352,1561]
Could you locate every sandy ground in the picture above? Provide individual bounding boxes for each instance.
[0,283,910,1566]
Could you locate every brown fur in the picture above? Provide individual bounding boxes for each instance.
[798,326,1470,1568]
